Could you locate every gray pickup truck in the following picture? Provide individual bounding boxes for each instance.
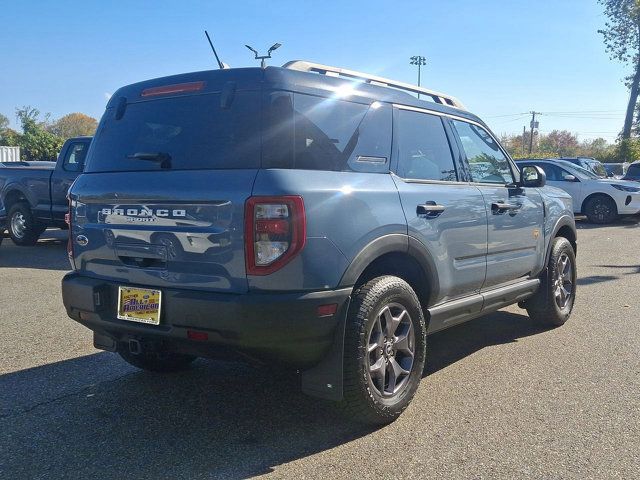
[61,63,577,425]
[0,136,91,245]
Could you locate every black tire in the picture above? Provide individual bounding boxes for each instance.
[342,276,427,425]
[117,342,197,373]
[7,202,43,246]
[526,237,577,327]
[584,195,617,224]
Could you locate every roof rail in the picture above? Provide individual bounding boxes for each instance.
[282,60,466,110]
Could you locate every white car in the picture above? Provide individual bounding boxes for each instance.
[517,159,640,223]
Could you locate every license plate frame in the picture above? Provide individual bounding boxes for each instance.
[117,286,162,325]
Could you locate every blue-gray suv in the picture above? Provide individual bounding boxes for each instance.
[61,61,578,424]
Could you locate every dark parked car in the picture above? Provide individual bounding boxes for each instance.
[622,161,640,182]
[0,137,91,245]
[62,62,577,424]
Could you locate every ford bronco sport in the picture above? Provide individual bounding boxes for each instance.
[61,61,577,424]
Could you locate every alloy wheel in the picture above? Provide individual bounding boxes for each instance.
[553,252,573,309]
[367,302,415,397]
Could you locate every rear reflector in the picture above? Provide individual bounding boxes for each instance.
[141,81,206,97]
[187,330,209,341]
[317,303,338,317]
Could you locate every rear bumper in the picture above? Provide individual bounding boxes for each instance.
[61,272,351,368]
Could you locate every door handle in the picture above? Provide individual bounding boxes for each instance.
[491,201,519,213]
[417,202,446,218]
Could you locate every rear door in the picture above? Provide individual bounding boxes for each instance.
[450,119,545,290]
[391,107,487,306]
[70,86,262,293]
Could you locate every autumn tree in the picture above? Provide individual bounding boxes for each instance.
[599,0,640,139]
[49,112,97,139]
[538,130,580,157]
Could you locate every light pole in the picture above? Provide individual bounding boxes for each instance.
[409,56,427,98]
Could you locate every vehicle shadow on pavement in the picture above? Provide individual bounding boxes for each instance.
[0,229,70,271]
[0,310,546,480]
[576,216,640,229]
[425,310,545,375]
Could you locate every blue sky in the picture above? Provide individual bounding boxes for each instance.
[0,0,630,142]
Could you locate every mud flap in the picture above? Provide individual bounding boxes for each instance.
[300,298,350,401]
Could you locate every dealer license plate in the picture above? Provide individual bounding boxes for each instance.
[117,286,162,325]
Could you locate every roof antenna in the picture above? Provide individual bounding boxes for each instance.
[204,31,227,69]
[245,43,282,68]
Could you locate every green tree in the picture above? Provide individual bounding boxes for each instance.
[49,112,97,139]
[15,106,64,161]
[0,113,8,131]
[598,0,640,139]
[0,113,19,146]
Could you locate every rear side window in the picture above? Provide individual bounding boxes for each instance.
[262,92,391,172]
[63,142,89,172]
[394,109,457,181]
[452,120,514,184]
[86,92,261,172]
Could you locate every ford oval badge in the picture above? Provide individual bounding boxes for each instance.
[76,235,89,247]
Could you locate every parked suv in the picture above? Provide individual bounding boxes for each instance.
[61,62,577,424]
[516,158,640,223]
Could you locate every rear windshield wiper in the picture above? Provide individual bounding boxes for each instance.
[126,152,172,169]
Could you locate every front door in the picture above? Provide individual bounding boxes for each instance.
[50,140,89,222]
[450,119,545,290]
[392,107,487,305]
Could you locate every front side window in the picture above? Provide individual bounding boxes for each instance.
[395,109,457,182]
[452,120,514,184]
[534,163,563,181]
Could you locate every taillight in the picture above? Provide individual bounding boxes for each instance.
[67,198,76,270]
[245,196,306,275]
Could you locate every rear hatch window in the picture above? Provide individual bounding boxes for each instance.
[86,92,261,172]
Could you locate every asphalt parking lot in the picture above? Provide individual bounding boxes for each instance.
[1,219,639,480]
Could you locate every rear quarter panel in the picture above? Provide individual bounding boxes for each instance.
[249,169,407,291]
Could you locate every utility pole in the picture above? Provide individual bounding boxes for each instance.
[528,111,540,155]
[522,126,526,155]
[409,56,427,98]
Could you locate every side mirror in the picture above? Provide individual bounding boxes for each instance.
[521,165,546,188]
[563,174,577,182]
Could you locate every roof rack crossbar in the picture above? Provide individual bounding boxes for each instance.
[282,60,466,110]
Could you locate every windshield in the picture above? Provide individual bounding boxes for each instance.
[86,92,261,172]
[556,160,600,180]
[586,160,607,178]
